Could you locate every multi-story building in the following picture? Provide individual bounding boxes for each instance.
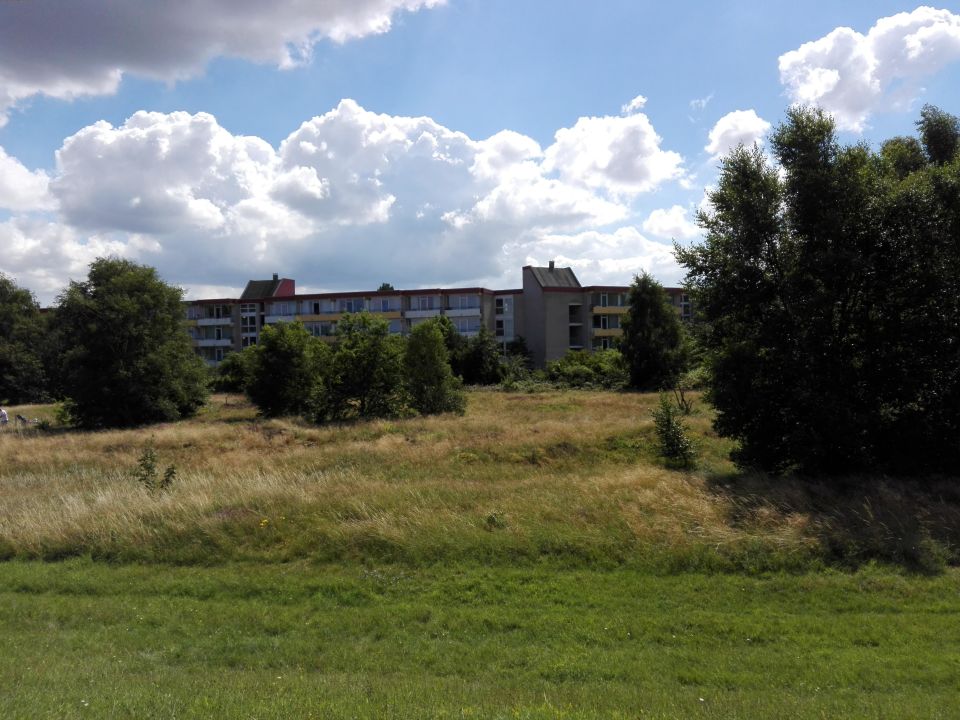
[184,265,688,368]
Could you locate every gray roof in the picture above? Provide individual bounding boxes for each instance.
[529,265,581,288]
[240,279,282,300]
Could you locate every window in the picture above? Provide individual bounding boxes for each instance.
[240,303,257,315]
[495,297,505,315]
[412,296,436,311]
[338,298,363,313]
[600,293,608,307]
[242,336,257,348]
[495,319,504,337]
[452,317,481,333]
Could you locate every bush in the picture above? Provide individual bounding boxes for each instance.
[652,394,696,468]
[212,349,253,392]
[315,312,406,422]
[546,350,627,389]
[246,322,329,417]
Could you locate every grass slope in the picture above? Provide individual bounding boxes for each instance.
[0,392,957,570]
[2,560,959,719]
[1,391,959,718]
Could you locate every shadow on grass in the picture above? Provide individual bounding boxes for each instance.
[705,470,960,574]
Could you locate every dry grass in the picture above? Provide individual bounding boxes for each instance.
[0,391,954,570]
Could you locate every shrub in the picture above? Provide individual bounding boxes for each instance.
[546,350,627,389]
[246,322,329,417]
[652,394,695,468]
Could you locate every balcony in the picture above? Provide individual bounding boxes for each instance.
[591,305,628,315]
[197,317,234,326]
[592,328,622,338]
[405,309,442,319]
[263,314,296,324]
[446,307,481,318]
[196,338,233,347]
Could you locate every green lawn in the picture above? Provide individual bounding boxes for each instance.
[2,560,958,719]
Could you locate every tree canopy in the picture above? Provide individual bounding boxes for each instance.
[0,274,50,404]
[56,258,209,428]
[619,272,686,390]
[404,319,465,415]
[677,106,960,475]
[245,322,329,417]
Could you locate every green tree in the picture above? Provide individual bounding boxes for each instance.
[377,282,396,292]
[619,272,685,390]
[56,258,208,428]
[212,347,254,392]
[320,312,406,421]
[917,104,960,165]
[432,314,469,378]
[246,322,328,417]
[677,106,960,474]
[0,274,49,404]
[404,320,465,415]
[460,325,504,385]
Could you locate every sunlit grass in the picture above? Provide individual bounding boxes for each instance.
[0,390,957,570]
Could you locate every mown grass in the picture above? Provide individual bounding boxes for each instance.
[0,391,957,571]
[2,559,959,719]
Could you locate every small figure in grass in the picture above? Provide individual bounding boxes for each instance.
[0,407,7,426]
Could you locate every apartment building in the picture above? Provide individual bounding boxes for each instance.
[184,265,688,368]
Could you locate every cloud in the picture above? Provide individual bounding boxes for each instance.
[543,112,685,196]
[3,100,686,302]
[513,227,684,287]
[642,205,700,240]
[621,95,648,114]
[0,0,444,125]
[689,94,714,112]
[705,109,771,158]
[779,6,960,131]
[0,146,54,212]
[0,216,137,300]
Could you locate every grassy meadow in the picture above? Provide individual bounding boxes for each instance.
[1,390,959,718]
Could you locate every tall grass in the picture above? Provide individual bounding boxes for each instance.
[0,392,956,570]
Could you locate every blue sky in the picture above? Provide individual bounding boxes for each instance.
[1,1,958,303]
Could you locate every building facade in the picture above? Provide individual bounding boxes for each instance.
[184,265,688,368]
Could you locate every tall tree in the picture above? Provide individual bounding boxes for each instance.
[677,106,960,475]
[619,272,685,390]
[56,258,208,428]
[404,320,465,415]
[0,274,49,404]
[459,325,504,385]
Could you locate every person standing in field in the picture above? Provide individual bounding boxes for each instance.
[0,407,7,426]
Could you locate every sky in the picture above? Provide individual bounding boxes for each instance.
[1,1,959,304]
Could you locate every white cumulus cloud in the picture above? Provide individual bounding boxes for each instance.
[0,0,444,125]
[642,205,700,240]
[543,112,685,196]
[705,109,771,158]
[779,6,960,132]
[4,100,687,302]
[0,147,55,212]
